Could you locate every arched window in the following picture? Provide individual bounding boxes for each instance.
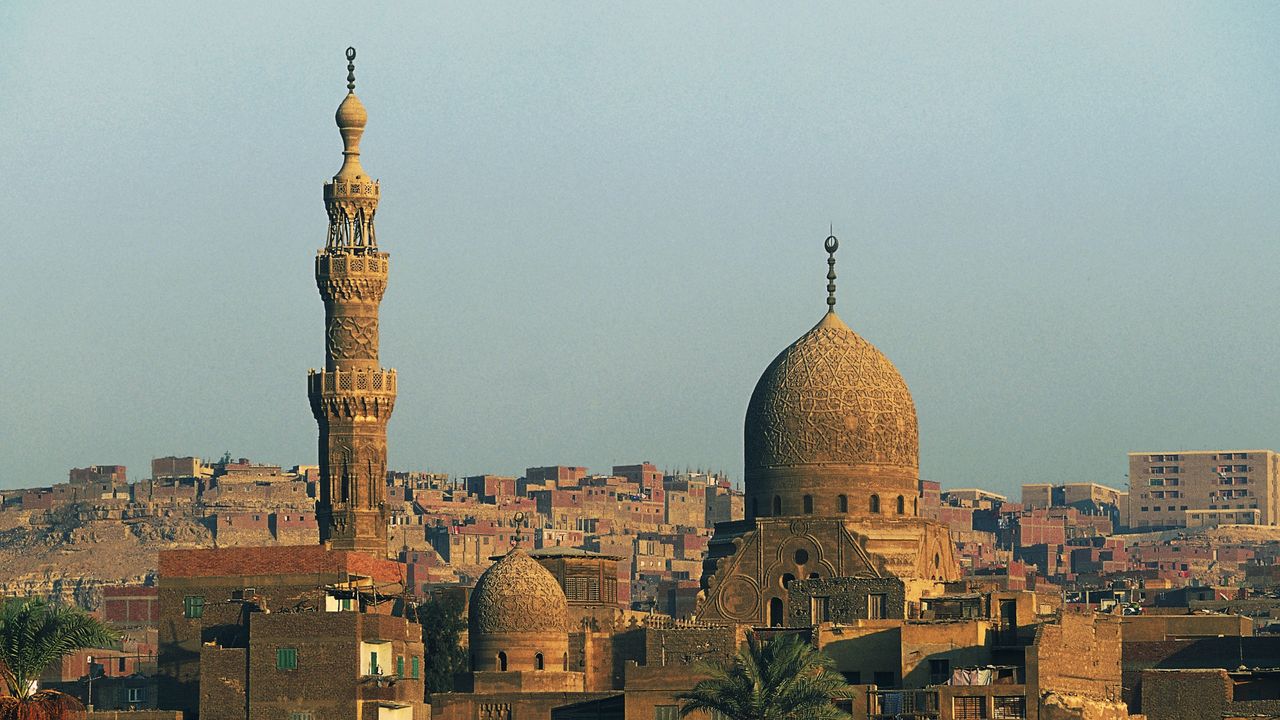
[769,597,784,627]
[564,652,569,671]
[772,496,782,516]
[838,494,848,513]
[870,494,881,514]
[497,652,507,671]
[896,495,905,515]
[751,497,758,520]
[781,573,795,588]
[803,495,813,514]
[534,653,544,670]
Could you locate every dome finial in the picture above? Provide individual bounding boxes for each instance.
[346,47,356,92]
[824,229,839,312]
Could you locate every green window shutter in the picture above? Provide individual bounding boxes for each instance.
[397,656,405,677]
[655,706,679,720]
[277,647,298,670]
[183,596,205,619]
[411,656,420,679]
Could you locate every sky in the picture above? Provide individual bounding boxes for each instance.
[2,2,1279,495]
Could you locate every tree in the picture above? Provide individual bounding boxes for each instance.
[416,593,467,697]
[677,632,854,720]
[0,597,118,720]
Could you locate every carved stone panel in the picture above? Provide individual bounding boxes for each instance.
[326,317,378,359]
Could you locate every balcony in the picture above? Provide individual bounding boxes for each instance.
[869,690,939,720]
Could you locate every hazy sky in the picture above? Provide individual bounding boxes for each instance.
[3,2,1279,495]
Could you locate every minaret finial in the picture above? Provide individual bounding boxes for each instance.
[346,47,356,92]
[824,230,839,312]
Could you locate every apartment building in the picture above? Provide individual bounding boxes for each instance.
[1127,450,1280,530]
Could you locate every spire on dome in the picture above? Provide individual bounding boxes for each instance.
[824,230,839,312]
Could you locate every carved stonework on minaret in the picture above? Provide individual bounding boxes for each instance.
[307,47,396,555]
[326,317,379,359]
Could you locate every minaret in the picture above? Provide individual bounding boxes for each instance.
[308,48,396,554]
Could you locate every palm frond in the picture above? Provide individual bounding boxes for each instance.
[0,689,86,720]
[0,598,118,701]
[678,632,854,720]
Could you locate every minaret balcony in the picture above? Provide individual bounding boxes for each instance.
[324,178,380,201]
[316,251,390,277]
[308,367,397,396]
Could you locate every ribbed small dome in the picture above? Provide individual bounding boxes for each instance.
[469,549,568,635]
[745,311,918,475]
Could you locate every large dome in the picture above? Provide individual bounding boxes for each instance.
[468,548,568,635]
[745,310,918,473]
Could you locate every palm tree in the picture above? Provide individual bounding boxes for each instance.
[677,632,854,720]
[0,597,118,720]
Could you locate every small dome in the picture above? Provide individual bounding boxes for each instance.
[745,311,918,474]
[335,92,367,129]
[469,548,568,635]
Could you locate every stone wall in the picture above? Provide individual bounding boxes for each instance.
[198,646,246,720]
[1031,610,1123,701]
[788,576,906,624]
[643,624,739,667]
[1138,669,1231,720]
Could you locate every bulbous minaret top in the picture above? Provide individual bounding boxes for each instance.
[334,47,369,182]
[322,47,379,251]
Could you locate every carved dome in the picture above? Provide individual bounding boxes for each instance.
[745,310,918,473]
[468,548,568,635]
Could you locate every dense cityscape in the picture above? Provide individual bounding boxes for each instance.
[8,447,1280,719]
[6,8,1280,720]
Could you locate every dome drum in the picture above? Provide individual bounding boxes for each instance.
[746,463,918,520]
[470,633,569,673]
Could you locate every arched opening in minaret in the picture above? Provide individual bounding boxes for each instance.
[803,495,813,514]
[534,653,544,670]
[497,652,507,671]
[896,495,905,515]
[563,653,568,671]
[870,494,881,514]
[773,496,782,516]
[769,597,783,626]
[838,494,848,513]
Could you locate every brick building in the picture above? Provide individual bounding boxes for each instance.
[157,545,424,720]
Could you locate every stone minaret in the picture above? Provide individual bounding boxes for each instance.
[308,48,396,554]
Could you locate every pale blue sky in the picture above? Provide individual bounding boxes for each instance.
[2,2,1278,494]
